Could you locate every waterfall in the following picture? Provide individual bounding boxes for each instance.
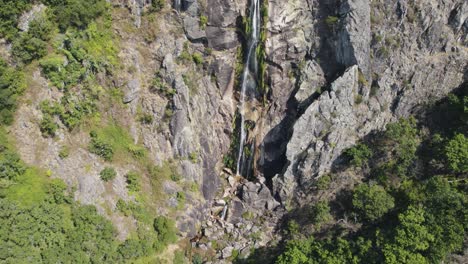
[236,0,261,176]
[174,0,181,11]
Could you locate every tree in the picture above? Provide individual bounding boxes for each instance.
[345,143,372,167]
[153,216,177,245]
[352,183,395,221]
[0,0,31,40]
[50,0,108,31]
[445,133,468,173]
[310,201,332,228]
[383,206,434,264]
[0,59,26,124]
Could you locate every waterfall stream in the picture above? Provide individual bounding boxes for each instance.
[236,0,261,176]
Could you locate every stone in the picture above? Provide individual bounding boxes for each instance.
[222,246,233,259]
[123,79,140,103]
[206,27,239,50]
[184,16,206,41]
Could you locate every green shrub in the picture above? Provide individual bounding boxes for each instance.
[445,133,468,173]
[150,0,165,12]
[153,216,177,245]
[127,144,146,159]
[116,199,131,216]
[117,239,146,260]
[316,174,332,190]
[173,250,186,264]
[325,16,339,26]
[354,94,363,105]
[39,114,58,137]
[150,75,175,97]
[0,151,26,181]
[0,59,26,125]
[49,0,108,31]
[138,113,154,124]
[39,55,68,89]
[199,15,208,29]
[358,71,368,86]
[383,117,419,176]
[58,145,70,159]
[311,201,332,228]
[125,171,140,192]
[344,143,372,167]
[100,167,116,182]
[0,0,31,40]
[352,183,395,221]
[176,191,186,210]
[286,220,300,237]
[89,132,114,161]
[192,52,203,65]
[189,152,199,163]
[12,33,48,63]
[47,178,70,204]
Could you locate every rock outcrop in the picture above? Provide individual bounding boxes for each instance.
[262,0,467,205]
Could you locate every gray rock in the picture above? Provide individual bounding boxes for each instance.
[222,246,233,259]
[182,0,199,16]
[335,0,371,75]
[241,182,280,211]
[206,27,238,50]
[295,60,326,104]
[123,79,141,103]
[184,16,206,41]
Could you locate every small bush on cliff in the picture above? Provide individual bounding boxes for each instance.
[344,143,372,167]
[89,131,114,161]
[150,0,165,12]
[125,171,140,192]
[100,167,116,182]
[153,216,177,245]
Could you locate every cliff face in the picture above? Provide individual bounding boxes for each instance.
[5,0,467,261]
[262,0,467,205]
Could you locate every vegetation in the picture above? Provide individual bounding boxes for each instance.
[0,59,26,125]
[12,15,53,63]
[310,201,332,228]
[273,90,468,264]
[153,216,178,245]
[0,0,31,40]
[445,133,468,173]
[352,182,395,221]
[100,167,116,182]
[89,130,114,161]
[150,0,165,12]
[46,0,108,31]
[125,171,140,192]
[0,2,181,262]
[325,16,339,26]
[199,15,208,29]
[345,143,372,167]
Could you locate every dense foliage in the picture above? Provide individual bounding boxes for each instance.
[0,129,178,262]
[274,89,468,264]
[0,60,26,125]
[0,2,179,262]
[0,0,31,40]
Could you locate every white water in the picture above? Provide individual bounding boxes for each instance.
[236,0,261,176]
